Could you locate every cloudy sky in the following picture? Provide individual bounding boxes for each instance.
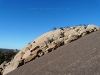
[0,0,100,49]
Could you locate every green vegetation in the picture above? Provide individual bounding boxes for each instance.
[53,27,57,30]
[0,48,19,64]
[0,51,5,64]
[59,27,64,30]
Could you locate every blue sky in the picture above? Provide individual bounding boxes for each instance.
[0,0,100,49]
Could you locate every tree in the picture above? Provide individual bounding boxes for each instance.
[0,51,5,64]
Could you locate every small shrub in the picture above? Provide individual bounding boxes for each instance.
[83,24,87,26]
[59,27,64,30]
[60,32,64,37]
[78,24,82,26]
[53,27,57,30]
[46,37,53,43]
[65,26,70,28]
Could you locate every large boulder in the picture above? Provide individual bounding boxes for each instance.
[24,54,37,64]
[0,61,7,70]
[22,50,31,59]
[52,29,64,39]
[64,39,72,44]
[51,38,64,50]
[86,24,100,32]
[14,50,25,61]
[64,29,79,37]
[74,26,86,32]
[3,59,23,75]
[68,34,79,41]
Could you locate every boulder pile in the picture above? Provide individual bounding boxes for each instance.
[0,24,99,75]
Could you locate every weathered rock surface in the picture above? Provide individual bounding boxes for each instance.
[1,24,99,75]
[3,60,22,75]
[6,30,100,75]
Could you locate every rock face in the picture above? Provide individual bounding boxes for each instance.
[1,24,99,75]
[6,30,100,75]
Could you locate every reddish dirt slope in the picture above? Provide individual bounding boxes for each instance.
[7,30,100,75]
